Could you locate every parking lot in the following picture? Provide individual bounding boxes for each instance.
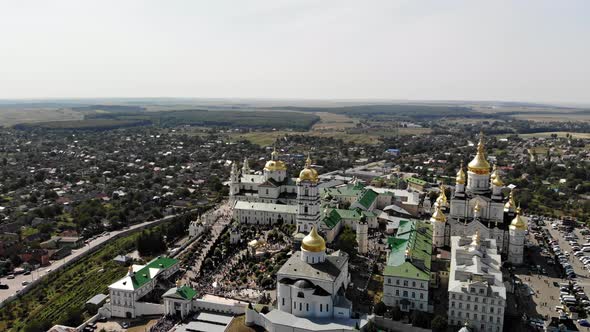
[516,216,590,330]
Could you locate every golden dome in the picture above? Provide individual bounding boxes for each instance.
[467,132,491,174]
[492,173,504,187]
[504,189,516,210]
[301,226,326,252]
[264,160,287,171]
[264,147,287,171]
[298,154,318,183]
[490,164,498,180]
[456,161,466,185]
[473,201,481,214]
[430,204,446,223]
[510,206,527,230]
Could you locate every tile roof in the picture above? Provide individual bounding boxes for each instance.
[384,220,432,281]
[357,189,378,209]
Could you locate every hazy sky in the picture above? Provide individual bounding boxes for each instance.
[1,0,589,103]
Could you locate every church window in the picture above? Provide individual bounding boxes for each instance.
[320,304,322,312]
[299,303,302,311]
[412,292,415,299]
[466,313,470,319]
[305,188,309,196]
[307,303,309,311]
[490,307,494,313]
[474,314,478,320]
[474,304,478,310]
[419,303,423,309]
[396,290,399,296]
[420,293,424,299]
[396,279,400,285]
[467,304,470,310]
[412,281,416,287]
[489,316,493,322]
[420,282,424,288]
[403,291,408,297]
[304,206,308,213]
[282,298,285,306]
[404,280,408,286]
[451,301,455,308]
[327,304,329,311]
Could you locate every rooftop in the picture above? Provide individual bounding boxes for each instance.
[384,220,432,281]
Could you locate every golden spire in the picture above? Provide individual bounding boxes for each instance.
[301,225,326,252]
[298,152,318,183]
[468,131,491,174]
[436,184,448,207]
[490,164,498,180]
[473,230,481,246]
[510,204,527,230]
[456,160,466,185]
[430,204,446,223]
[504,189,516,210]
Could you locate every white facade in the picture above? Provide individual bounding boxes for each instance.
[383,276,429,312]
[108,257,179,318]
[447,234,505,332]
[296,176,320,233]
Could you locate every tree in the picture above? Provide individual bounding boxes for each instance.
[431,315,448,332]
[411,310,430,328]
[373,301,387,316]
[391,305,402,321]
[336,226,358,258]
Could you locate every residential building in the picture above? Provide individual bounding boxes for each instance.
[383,220,432,312]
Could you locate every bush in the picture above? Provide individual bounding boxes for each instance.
[373,301,387,316]
[431,315,448,332]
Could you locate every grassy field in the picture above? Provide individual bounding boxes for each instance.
[229,126,431,146]
[311,112,358,130]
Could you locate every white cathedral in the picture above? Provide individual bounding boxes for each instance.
[431,132,527,265]
[245,158,361,332]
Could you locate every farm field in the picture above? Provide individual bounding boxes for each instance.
[496,131,590,139]
[228,126,431,146]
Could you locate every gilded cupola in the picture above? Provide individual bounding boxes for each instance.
[301,226,326,252]
[510,206,527,230]
[467,131,491,174]
[298,154,318,183]
[456,160,466,185]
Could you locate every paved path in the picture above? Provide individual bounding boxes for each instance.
[180,201,233,285]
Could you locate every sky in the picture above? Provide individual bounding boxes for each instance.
[0,0,589,103]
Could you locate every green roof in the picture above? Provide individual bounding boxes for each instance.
[405,177,427,186]
[131,256,178,289]
[383,220,432,281]
[357,189,378,209]
[323,209,342,229]
[176,286,197,300]
[322,208,376,229]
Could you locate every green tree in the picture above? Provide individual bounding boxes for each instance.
[373,301,387,316]
[431,315,448,332]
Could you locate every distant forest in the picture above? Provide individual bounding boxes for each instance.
[14,109,320,131]
[263,104,485,120]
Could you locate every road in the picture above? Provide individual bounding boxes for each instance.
[0,214,180,304]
